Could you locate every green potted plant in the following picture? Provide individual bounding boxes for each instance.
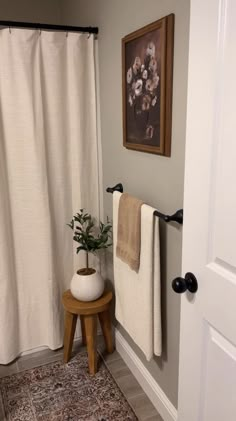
[67,209,112,301]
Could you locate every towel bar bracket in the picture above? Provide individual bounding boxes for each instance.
[106,183,123,194]
[106,183,183,225]
[154,209,183,225]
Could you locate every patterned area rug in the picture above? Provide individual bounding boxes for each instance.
[0,352,138,420]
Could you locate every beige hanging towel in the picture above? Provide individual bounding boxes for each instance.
[113,191,162,360]
[116,193,144,272]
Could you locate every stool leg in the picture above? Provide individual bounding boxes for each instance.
[98,309,113,354]
[63,311,78,363]
[80,315,87,345]
[84,315,97,375]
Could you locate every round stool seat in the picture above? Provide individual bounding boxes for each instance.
[62,289,112,315]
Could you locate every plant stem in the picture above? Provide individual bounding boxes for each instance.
[86,252,89,269]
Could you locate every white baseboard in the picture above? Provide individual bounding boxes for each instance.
[115,329,178,421]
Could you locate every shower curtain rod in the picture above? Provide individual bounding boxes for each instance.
[106,183,184,225]
[0,21,99,34]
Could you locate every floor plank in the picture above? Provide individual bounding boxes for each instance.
[17,349,63,372]
[129,392,162,421]
[116,373,144,399]
[143,415,163,421]
[105,357,132,379]
[0,362,18,379]
[100,349,122,364]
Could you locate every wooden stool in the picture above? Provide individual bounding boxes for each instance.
[62,289,113,375]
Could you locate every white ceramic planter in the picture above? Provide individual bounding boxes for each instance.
[70,268,104,302]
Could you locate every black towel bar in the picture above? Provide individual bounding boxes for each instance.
[106,183,183,225]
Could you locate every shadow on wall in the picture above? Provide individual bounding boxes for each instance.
[157,220,168,365]
[155,219,182,369]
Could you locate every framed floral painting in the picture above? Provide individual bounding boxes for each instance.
[122,14,174,156]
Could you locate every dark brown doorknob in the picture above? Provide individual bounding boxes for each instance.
[172,272,198,294]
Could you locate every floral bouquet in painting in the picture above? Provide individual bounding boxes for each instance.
[126,41,160,140]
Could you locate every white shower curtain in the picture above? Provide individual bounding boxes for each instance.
[0,28,100,364]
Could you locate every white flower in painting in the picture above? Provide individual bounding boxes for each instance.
[152,96,157,106]
[146,125,154,139]
[128,94,133,106]
[142,69,148,79]
[153,73,160,88]
[141,64,145,72]
[149,57,157,73]
[145,79,153,92]
[146,42,155,57]
[134,79,143,96]
[133,56,141,74]
[127,67,133,84]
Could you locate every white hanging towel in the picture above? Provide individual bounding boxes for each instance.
[113,191,162,360]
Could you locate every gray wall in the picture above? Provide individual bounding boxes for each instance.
[60,0,190,407]
[0,0,62,24]
[0,0,190,408]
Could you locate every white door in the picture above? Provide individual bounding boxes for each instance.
[178,0,236,420]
